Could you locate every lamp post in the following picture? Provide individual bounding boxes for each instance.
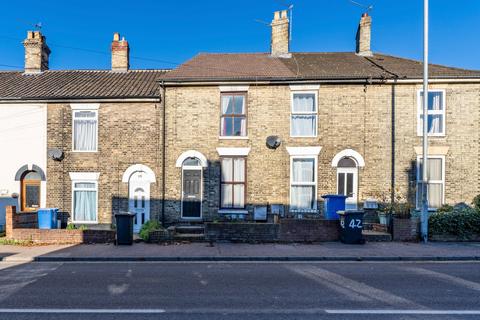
[421,0,429,243]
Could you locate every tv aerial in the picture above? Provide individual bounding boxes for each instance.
[275,0,294,40]
[349,0,373,14]
[34,22,42,31]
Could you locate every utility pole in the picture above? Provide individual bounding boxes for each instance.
[421,0,429,243]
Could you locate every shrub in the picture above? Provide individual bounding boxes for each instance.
[139,220,164,242]
[429,207,480,239]
[66,223,77,230]
[473,194,480,211]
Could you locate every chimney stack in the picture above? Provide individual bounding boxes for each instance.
[111,32,129,72]
[270,10,290,57]
[23,31,50,74]
[356,13,372,56]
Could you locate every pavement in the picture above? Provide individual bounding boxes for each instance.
[1,241,480,262]
[0,260,479,319]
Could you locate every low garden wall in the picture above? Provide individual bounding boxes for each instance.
[205,218,340,243]
[5,206,115,244]
[392,218,420,242]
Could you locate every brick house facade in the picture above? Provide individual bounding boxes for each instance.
[1,12,480,230]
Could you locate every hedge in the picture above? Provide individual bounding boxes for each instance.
[429,207,480,239]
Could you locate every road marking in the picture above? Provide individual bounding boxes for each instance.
[0,309,166,314]
[288,265,423,308]
[405,267,480,292]
[326,309,480,315]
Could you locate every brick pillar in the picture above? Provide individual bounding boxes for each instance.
[5,205,16,239]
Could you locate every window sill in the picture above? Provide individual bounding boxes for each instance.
[290,136,318,139]
[416,134,446,138]
[289,209,319,214]
[219,136,249,140]
[218,209,249,214]
[71,221,99,225]
[71,150,99,153]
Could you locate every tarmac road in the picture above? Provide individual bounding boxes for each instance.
[0,260,479,319]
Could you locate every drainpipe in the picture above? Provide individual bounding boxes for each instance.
[160,81,166,226]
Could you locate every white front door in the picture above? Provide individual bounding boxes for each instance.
[128,171,150,233]
[337,167,358,210]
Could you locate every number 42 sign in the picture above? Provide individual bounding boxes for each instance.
[341,219,362,229]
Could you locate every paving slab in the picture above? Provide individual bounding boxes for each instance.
[1,242,480,262]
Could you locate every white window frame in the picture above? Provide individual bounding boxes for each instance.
[71,179,98,224]
[416,155,445,210]
[219,92,247,139]
[290,155,318,213]
[71,104,99,152]
[416,89,446,137]
[290,91,318,138]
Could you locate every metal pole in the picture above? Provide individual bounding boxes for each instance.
[421,0,429,243]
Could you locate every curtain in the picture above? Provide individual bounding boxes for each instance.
[74,112,97,151]
[428,184,442,208]
[233,158,245,182]
[292,159,314,183]
[234,96,245,114]
[417,158,443,208]
[422,91,443,134]
[73,183,96,222]
[221,96,233,114]
[291,186,314,210]
[221,184,232,208]
[233,185,244,208]
[291,115,316,136]
[221,158,233,182]
[293,94,315,112]
[427,158,442,181]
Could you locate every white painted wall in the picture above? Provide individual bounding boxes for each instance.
[0,103,47,228]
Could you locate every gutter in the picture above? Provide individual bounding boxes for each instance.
[0,97,161,104]
[159,77,480,86]
[160,81,166,226]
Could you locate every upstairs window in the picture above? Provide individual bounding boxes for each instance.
[73,110,98,151]
[417,90,445,136]
[220,93,247,137]
[291,92,317,137]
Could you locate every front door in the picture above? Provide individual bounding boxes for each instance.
[337,168,358,210]
[182,169,202,219]
[128,171,150,233]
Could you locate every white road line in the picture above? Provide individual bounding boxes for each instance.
[288,265,423,309]
[326,309,480,315]
[405,267,480,292]
[0,309,166,314]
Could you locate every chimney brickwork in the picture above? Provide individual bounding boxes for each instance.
[271,10,290,57]
[23,31,50,74]
[111,32,129,72]
[356,13,372,56]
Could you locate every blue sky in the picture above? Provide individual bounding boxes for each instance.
[1,0,479,71]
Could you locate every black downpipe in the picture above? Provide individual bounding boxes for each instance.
[160,81,166,226]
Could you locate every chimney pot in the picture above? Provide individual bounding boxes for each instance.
[111,32,129,72]
[356,13,372,57]
[274,11,280,20]
[23,30,50,74]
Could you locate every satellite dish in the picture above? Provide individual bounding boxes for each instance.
[48,148,64,161]
[266,136,282,149]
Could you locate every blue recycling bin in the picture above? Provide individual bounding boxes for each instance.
[322,195,347,220]
[38,208,58,229]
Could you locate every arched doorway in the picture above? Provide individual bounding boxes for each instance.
[122,164,155,233]
[336,157,358,210]
[181,157,203,219]
[20,171,41,211]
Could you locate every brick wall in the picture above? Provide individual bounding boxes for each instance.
[5,206,114,244]
[392,217,420,241]
[205,219,339,243]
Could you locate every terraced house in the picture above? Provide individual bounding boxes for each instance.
[1,11,480,233]
[160,11,480,224]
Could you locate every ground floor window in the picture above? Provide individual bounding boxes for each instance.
[220,157,246,209]
[416,156,444,209]
[290,157,317,211]
[72,181,98,223]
